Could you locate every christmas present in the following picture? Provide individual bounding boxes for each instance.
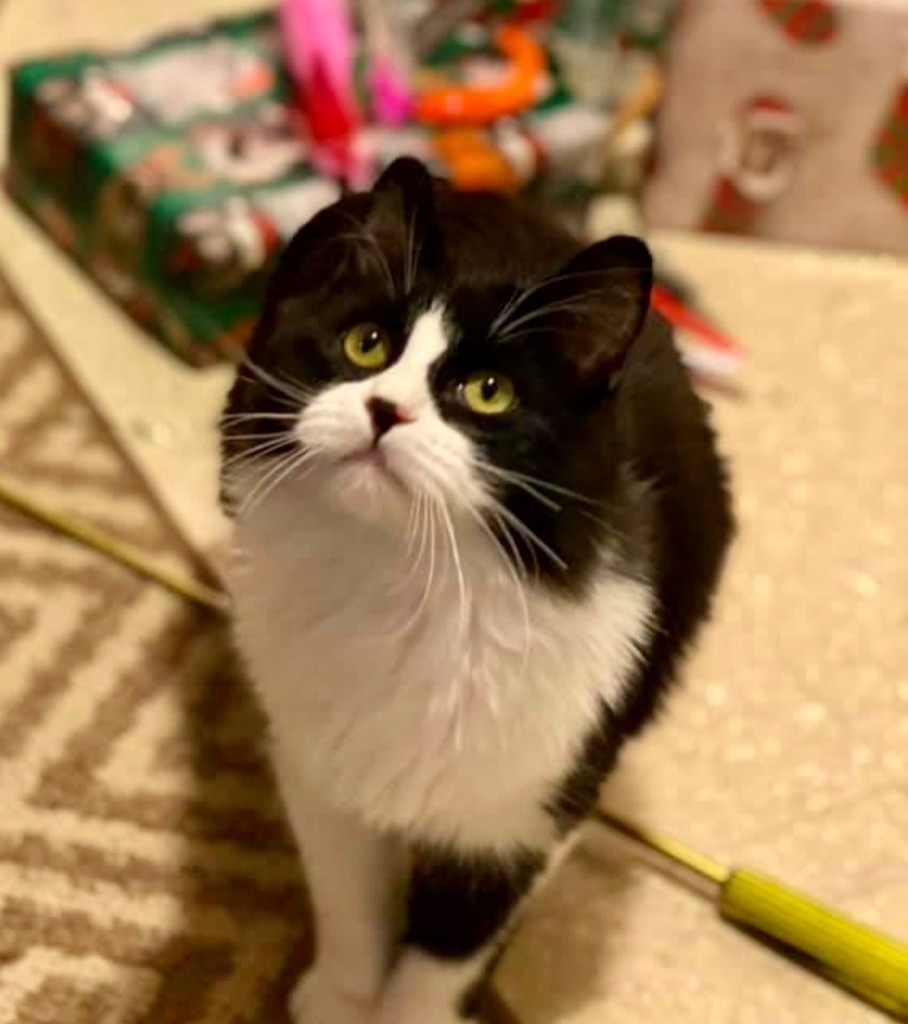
[5,11,335,365]
[643,0,908,255]
[5,6,669,365]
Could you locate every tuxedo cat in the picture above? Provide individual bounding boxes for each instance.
[221,158,732,1024]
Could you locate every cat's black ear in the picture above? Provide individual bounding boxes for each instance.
[371,156,435,212]
[544,235,652,393]
[366,158,436,276]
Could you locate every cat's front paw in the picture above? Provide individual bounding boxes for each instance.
[290,971,377,1024]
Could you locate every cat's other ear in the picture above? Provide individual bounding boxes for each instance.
[367,157,436,256]
[545,235,652,393]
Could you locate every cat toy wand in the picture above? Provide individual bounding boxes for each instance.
[596,809,908,1020]
[1,471,907,1019]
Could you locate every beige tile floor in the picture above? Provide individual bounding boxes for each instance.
[2,3,908,1022]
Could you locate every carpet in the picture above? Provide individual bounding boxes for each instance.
[0,274,307,1024]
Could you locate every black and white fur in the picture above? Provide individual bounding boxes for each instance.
[220,158,732,1024]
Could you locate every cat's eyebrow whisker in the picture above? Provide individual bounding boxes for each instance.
[488,286,525,336]
[337,232,397,298]
[491,265,644,335]
[404,203,424,297]
[495,297,601,342]
[336,215,397,297]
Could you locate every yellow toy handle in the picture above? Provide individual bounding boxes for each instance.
[598,810,908,1020]
[720,869,908,1019]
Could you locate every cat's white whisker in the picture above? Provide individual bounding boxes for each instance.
[464,505,532,686]
[422,498,439,617]
[276,369,317,402]
[238,356,312,406]
[485,496,569,572]
[235,374,302,410]
[488,505,539,581]
[479,463,562,513]
[223,431,295,443]
[237,446,321,519]
[221,412,300,425]
[385,494,441,640]
[439,499,468,642]
[249,455,319,518]
[389,493,430,598]
[404,492,421,556]
[406,494,431,590]
[503,471,603,508]
[223,451,287,481]
[222,437,296,475]
[236,456,297,518]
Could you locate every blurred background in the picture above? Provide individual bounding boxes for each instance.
[0,2,905,1023]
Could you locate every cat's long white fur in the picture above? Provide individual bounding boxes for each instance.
[228,308,656,1023]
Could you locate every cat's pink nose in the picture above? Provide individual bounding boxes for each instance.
[367,397,412,439]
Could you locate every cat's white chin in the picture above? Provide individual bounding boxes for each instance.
[323,451,411,523]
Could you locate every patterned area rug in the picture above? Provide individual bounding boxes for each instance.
[0,274,307,1023]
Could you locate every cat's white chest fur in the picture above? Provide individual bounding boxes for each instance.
[230,486,654,852]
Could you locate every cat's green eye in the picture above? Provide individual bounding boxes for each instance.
[461,371,517,416]
[343,323,391,370]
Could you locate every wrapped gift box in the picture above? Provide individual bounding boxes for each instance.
[6,7,668,366]
[644,0,908,255]
[6,11,325,365]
